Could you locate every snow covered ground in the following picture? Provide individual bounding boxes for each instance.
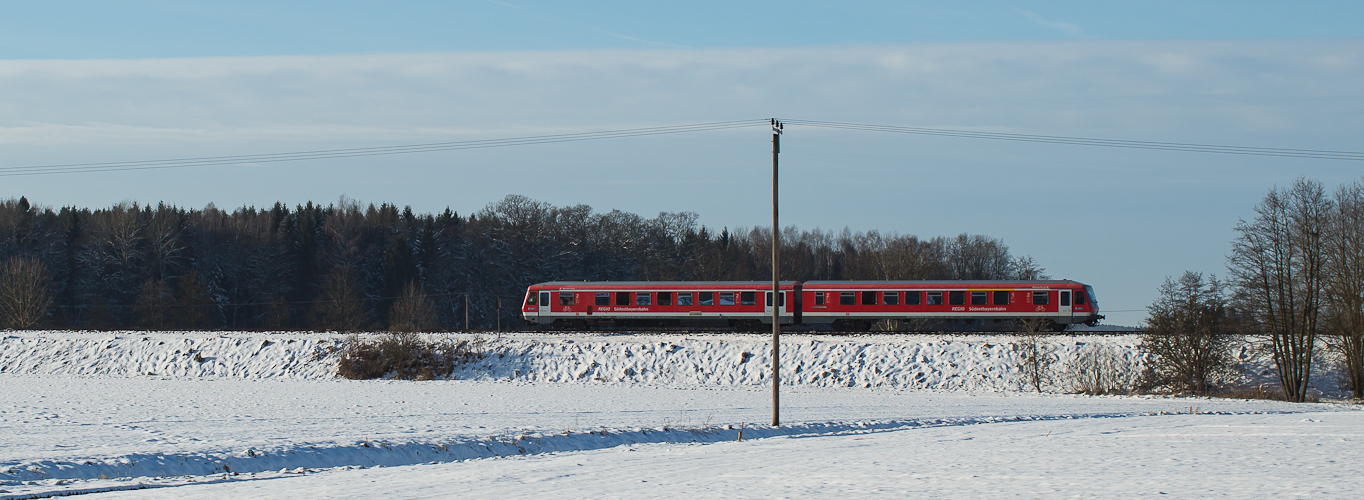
[2,331,1360,498]
[78,411,1364,499]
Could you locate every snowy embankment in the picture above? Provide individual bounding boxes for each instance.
[3,331,1131,392]
[0,330,1325,391]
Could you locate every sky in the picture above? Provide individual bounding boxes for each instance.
[2,1,1363,325]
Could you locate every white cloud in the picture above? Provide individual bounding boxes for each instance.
[0,40,1357,149]
[1017,10,1092,39]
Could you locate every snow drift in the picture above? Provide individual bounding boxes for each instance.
[0,330,1338,393]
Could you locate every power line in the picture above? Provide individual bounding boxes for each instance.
[0,120,767,177]
[783,119,1364,161]
[54,289,522,310]
[6,117,1362,178]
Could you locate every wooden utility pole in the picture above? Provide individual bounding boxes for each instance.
[465,294,470,331]
[771,118,783,427]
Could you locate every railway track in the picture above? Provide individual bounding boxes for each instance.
[457,328,1143,336]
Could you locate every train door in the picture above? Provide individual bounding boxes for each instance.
[765,290,785,321]
[1058,290,1072,322]
[539,291,551,322]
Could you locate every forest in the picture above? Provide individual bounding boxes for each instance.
[0,194,1046,331]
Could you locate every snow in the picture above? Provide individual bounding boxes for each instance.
[2,330,1331,393]
[2,330,1360,498]
[75,412,1364,499]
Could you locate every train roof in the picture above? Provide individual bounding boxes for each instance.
[531,281,799,287]
[802,280,1084,285]
[530,280,1085,287]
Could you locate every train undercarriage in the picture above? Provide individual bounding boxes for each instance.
[534,316,1096,333]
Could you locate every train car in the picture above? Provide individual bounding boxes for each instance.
[801,280,1100,331]
[522,279,1101,331]
[522,281,800,329]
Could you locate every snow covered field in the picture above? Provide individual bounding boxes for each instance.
[2,331,1360,498]
[81,411,1364,499]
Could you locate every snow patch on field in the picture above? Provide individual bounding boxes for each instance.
[0,412,1177,483]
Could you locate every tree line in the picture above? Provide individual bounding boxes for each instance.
[0,194,1047,332]
[1143,178,1364,402]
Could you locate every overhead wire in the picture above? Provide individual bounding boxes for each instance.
[0,119,768,177]
[782,119,1364,161]
[5,117,1362,178]
[52,289,523,310]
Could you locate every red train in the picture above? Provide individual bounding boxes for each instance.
[521,280,1101,331]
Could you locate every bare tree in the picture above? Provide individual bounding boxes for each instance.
[1063,343,1137,395]
[948,234,1012,280]
[133,278,172,330]
[1141,272,1234,394]
[264,295,292,331]
[0,256,54,329]
[858,231,947,280]
[1009,255,1050,280]
[1324,179,1364,399]
[1015,318,1056,392]
[174,270,213,329]
[144,204,185,280]
[388,280,439,332]
[311,265,369,331]
[1228,178,1329,402]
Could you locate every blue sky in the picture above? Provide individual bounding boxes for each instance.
[2,2,1363,325]
[2,1,1363,57]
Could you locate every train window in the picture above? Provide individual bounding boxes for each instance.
[971,291,987,305]
[949,291,965,305]
[993,291,1010,305]
[1074,290,1087,305]
[1060,291,1071,306]
[616,292,630,306]
[1032,291,1049,305]
[765,292,786,307]
[636,292,652,306]
[700,292,714,306]
[862,291,877,305]
[926,292,942,305]
[559,292,574,305]
[719,292,736,306]
[540,292,550,307]
[883,292,899,305]
[596,292,610,306]
[526,294,536,306]
[677,292,693,306]
[906,291,921,305]
[658,292,672,306]
[814,292,825,306]
[840,292,856,305]
[741,291,756,305]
